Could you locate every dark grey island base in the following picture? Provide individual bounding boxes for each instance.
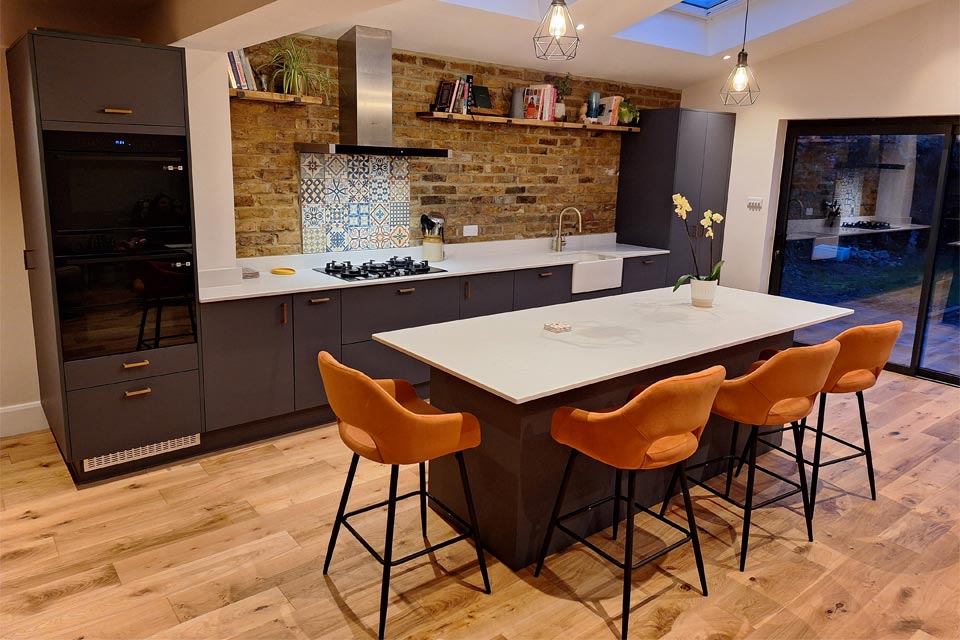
[427,331,793,571]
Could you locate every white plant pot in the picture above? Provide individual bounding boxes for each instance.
[554,102,566,121]
[689,279,718,308]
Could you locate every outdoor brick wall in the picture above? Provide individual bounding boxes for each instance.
[231,35,681,256]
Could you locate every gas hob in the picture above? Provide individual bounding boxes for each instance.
[315,256,446,281]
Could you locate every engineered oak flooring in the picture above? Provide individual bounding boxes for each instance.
[1,372,957,639]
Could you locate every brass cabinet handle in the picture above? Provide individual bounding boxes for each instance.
[309,297,331,304]
[281,302,289,325]
[539,272,553,278]
[122,360,150,369]
[124,387,152,398]
[397,288,416,295]
[464,281,471,300]
[103,108,134,114]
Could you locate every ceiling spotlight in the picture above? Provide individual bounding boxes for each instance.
[533,0,580,61]
[723,54,731,60]
[576,24,585,30]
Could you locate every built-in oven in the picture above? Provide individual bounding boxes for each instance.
[43,131,196,361]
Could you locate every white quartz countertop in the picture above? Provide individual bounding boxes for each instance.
[199,235,668,303]
[373,286,853,404]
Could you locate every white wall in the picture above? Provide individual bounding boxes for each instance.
[681,0,960,292]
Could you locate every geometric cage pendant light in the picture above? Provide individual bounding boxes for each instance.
[720,0,759,105]
[534,0,579,61]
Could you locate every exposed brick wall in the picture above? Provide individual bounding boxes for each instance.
[231,36,681,256]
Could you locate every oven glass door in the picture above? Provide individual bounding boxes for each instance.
[56,252,196,362]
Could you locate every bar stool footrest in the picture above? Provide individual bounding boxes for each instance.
[555,494,694,571]
[341,490,475,567]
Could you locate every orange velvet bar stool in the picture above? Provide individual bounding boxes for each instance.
[318,352,491,640]
[534,366,725,640]
[751,321,903,517]
[660,340,841,572]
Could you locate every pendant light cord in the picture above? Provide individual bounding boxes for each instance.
[741,0,750,53]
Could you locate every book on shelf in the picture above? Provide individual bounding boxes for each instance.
[226,49,261,91]
[525,84,557,120]
[598,96,623,126]
[471,85,493,110]
[239,50,258,91]
[433,80,455,112]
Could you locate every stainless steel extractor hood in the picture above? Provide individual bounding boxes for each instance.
[297,26,449,158]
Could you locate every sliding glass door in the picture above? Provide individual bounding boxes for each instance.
[770,118,958,383]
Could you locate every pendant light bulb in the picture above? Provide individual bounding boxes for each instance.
[548,6,568,37]
[731,65,749,92]
[533,0,579,61]
[720,1,759,106]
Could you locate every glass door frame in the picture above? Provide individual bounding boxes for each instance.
[768,116,958,383]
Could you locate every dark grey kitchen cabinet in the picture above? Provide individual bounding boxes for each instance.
[293,291,341,410]
[341,278,460,344]
[459,272,515,319]
[31,31,186,132]
[342,340,431,386]
[622,255,669,293]
[66,370,201,461]
[615,108,735,284]
[200,296,294,431]
[571,287,621,302]
[513,265,573,310]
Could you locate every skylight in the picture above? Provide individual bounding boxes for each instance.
[682,0,735,9]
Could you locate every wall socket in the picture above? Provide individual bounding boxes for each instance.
[462,224,479,237]
[747,197,764,212]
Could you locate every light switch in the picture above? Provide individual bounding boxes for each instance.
[463,224,479,237]
[747,197,764,212]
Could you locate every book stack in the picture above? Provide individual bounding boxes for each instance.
[522,84,558,121]
[432,75,475,114]
[227,49,261,91]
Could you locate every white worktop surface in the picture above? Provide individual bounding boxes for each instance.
[199,234,667,302]
[374,286,853,404]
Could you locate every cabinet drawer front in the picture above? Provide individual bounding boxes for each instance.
[341,278,460,344]
[33,35,185,129]
[342,341,430,386]
[293,291,342,410]
[63,344,197,391]
[459,272,514,319]
[67,370,201,461]
[513,265,573,310]
[622,255,669,293]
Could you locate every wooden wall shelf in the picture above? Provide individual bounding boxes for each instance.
[229,89,325,105]
[416,111,641,133]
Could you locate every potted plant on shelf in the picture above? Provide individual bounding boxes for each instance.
[553,73,572,122]
[671,193,725,307]
[259,37,334,100]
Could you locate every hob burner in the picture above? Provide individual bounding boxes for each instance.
[316,256,446,281]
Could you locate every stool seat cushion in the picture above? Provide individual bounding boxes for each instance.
[827,369,877,394]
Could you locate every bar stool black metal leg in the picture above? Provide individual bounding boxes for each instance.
[791,421,814,542]
[456,452,491,594]
[153,302,163,349]
[534,450,577,577]
[857,391,877,500]
[323,453,360,574]
[186,298,198,338]
[725,421,741,496]
[378,465,400,640]
[419,461,428,537]
[734,429,753,478]
[678,461,708,596]
[810,392,828,519]
[612,468,622,540]
[739,426,759,572]
[621,469,637,640]
[658,465,679,517]
[136,302,150,351]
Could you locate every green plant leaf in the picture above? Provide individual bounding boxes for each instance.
[673,274,693,292]
[707,260,725,281]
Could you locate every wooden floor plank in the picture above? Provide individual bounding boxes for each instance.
[1,371,956,639]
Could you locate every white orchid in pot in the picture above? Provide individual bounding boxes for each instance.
[671,193,724,308]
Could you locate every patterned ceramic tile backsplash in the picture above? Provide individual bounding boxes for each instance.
[299,153,411,253]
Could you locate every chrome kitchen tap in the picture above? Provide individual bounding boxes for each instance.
[554,206,582,252]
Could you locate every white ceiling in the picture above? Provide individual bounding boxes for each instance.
[301,0,937,89]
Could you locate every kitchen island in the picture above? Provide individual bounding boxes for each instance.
[374,286,852,570]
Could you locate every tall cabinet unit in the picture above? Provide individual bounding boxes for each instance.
[7,31,200,478]
[615,108,736,284]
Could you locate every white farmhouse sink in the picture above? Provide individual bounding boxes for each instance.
[570,252,623,294]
